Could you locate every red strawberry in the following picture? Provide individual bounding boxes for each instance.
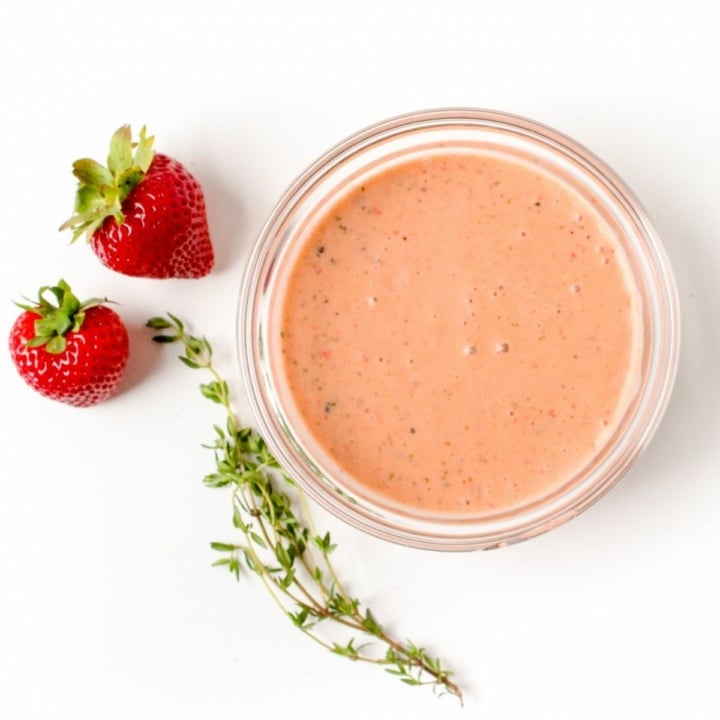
[9,280,130,407]
[60,125,214,278]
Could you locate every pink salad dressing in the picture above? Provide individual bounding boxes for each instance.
[277,151,640,516]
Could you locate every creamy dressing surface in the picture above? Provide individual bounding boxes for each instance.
[277,152,639,515]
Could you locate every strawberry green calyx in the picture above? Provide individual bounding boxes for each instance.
[15,279,108,354]
[59,125,156,242]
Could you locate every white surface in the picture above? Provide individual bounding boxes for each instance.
[1,1,718,718]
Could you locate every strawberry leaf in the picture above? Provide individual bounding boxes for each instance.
[45,335,68,355]
[35,313,71,338]
[107,125,133,177]
[74,185,105,214]
[72,158,114,188]
[134,126,155,173]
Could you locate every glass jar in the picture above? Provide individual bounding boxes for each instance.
[237,108,680,551]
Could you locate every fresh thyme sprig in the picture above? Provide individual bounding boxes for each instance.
[147,313,463,704]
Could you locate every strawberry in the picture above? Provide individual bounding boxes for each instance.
[9,280,130,407]
[60,125,214,278]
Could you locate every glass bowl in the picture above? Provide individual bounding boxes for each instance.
[237,108,679,551]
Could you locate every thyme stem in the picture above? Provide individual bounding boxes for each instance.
[147,313,463,705]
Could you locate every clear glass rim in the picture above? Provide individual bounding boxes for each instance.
[237,107,680,551]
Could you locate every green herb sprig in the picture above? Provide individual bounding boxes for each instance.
[147,313,463,704]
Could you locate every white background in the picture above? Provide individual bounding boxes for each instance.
[1,1,718,718]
